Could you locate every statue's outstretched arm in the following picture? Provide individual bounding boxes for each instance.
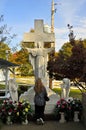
[25,48,32,53]
[47,47,55,53]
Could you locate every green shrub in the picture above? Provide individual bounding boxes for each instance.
[18,85,31,97]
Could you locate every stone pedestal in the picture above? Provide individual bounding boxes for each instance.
[19,86,60,114]
[59,112,66,123]
[22,116,28,125]
[73,111,80,122]
[6,116,13,125]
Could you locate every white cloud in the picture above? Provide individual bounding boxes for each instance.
[55,27,68,51]
[74,17,86,40]
[54,0,86,51]
[55,16,86,51]
[75,27,86,40]
[60,0,86,24]
[1,0,86,52]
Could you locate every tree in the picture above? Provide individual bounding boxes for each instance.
[9,48,33,76]
[0,15,16,45]
[0,42,10,59]
[47,42,73,80]
[47,39,86,91]
[0,15,17,57]
[66,41,85,79]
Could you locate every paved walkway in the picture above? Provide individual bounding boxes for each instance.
[1,121,86,130]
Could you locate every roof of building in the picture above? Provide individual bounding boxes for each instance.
[0,58,19,68]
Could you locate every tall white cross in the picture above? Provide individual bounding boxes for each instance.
[23,20,55,48]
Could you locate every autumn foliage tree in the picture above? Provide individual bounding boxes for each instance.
[47,39,86,91]
[47,42,73,80]
[0,42,10,59]
[9,48,33,76]
[0,15,16,46]
[0,15,16,59]
[66,41,85,79]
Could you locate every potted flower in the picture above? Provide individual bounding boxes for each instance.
[54,98,68,122]
[54,98,83,122]
[0,99,15,124]
[70,98,83,122]
[12,99,33,124]
[71,98,82,112]
[66,98,74,121]
[0,99,33,124]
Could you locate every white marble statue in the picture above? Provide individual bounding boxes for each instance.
[61,78,70,99]
[8,78,18,102]
[26,43,54,87]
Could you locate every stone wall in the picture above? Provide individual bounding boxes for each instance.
[82,92,86,126]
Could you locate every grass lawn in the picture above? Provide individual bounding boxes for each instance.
[16,76,35,85]
[0,77,83,100]
[52,87,82,100]
[0,84,5,89]
[0,85,83,100]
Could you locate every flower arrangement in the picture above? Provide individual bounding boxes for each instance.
[14,99,32,124]
[67,98,83,121]
[54,99,68,120]
[0,99,15,124]
[54,98,83,121]
[70,98,83,112]
[0,99,33,124]
[56,99,68,112]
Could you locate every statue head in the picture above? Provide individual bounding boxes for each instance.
[38,42,44,48]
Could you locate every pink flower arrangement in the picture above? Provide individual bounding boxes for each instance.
[0,99,32,124]
[56,98,68,112]
[54,98,83,121]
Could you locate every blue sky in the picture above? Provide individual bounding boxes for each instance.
[0,0,86,52]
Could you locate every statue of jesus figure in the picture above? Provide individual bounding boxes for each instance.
[26,43,54,86]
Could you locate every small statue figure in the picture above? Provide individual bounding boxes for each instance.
[61,78,70,99]
[8,78,18,102]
